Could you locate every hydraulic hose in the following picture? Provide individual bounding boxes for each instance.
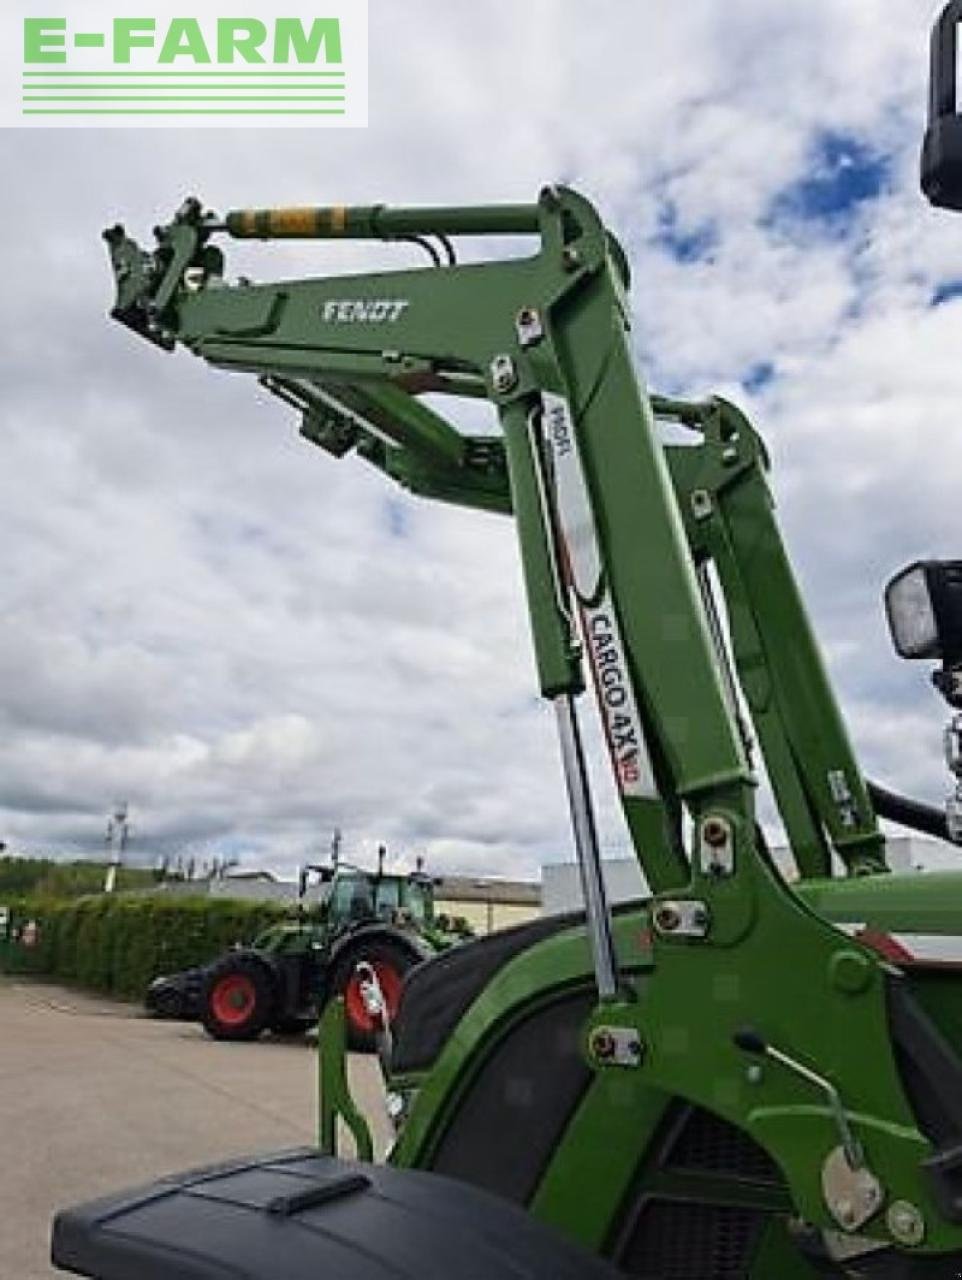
[867,779,952,843]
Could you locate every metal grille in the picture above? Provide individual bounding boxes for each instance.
[665,1106,782,1183]
[618,1199,766,1280]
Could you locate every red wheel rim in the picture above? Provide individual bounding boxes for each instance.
[344,961,403,1034]
[211,974,256,1027]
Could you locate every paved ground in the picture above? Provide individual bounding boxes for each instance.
[0,976,390,1280]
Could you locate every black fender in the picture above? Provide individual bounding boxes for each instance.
[52,1149,623,1280]
[222,946,284,997]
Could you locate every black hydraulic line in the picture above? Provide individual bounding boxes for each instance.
[867,779,953,843]
[437,234,457,266]
[395,235,442,267]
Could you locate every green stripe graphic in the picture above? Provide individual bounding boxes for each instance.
[23,95,346,101]
[22,108,347,114]
[22,84,345,89]
[20,66,353,118]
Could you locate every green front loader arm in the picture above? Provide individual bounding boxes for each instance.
[102,189,962,1263]
[661,397,886,880]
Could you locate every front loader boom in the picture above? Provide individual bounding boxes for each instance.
[96,188,962,1269]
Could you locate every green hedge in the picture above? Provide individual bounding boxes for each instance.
[0,855,158,898]
[0,895,288,998]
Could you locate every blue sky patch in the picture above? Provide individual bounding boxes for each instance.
[655,200,718,263]
[385,498,409,539]
[742,361,775,392]
[931,280,962,307]
[767,130,889,229]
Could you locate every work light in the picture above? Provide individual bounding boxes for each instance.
[884,560,962,664]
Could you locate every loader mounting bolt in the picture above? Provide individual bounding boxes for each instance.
[489,353,518,394]
[515,307,544,348]
[702,818,729,848]
[590,1030,616,1061]
[887,1200,925,1246]
[654,905,681,933]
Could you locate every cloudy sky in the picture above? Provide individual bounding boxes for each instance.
[2,1,962,882]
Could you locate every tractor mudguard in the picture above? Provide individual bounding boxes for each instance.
[324,922,430,997]
[51,1149,623,1280]
[389,900,652,1077]
[331,922,432,963]
[226,946,281,985]
[391,905,604,1075]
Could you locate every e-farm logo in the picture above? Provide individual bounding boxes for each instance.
[3,3,367,128]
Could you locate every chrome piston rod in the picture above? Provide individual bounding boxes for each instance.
[554,693,619,1001]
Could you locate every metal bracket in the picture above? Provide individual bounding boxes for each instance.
[588,1025,644,1068]
[690,489,713,521]
[515,307,544,348]
[699,815,735,877]
[316,997,374,1161]
[490,353,518,393]
[652,899,710,939]
[827,769,858,830]
[944,714,962,842]
[821,1145,884,1233]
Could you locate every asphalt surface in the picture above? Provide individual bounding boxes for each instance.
[0,976,391,1280]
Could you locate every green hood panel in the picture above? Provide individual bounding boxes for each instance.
[797,870,962,936]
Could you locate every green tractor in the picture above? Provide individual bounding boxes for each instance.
[50,10,962,1278]
[147,855,455,1049]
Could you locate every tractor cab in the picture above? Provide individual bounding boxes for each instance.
[388,870,435,929]
[328,867,377,925]
[324,863,435,931]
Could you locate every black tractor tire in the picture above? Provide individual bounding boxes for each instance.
[329,937,418,1053]
[149,984,188,1020]
[270,1014,315,1037]
[200,953,276,1042]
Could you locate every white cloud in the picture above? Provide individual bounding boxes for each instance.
[1,2,960,881]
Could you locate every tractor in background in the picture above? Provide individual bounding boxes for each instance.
[146,852,459,1049]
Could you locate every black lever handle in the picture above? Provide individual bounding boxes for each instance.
[732,1027,768,1056]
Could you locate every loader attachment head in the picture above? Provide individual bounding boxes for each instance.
[103,197,223,350]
